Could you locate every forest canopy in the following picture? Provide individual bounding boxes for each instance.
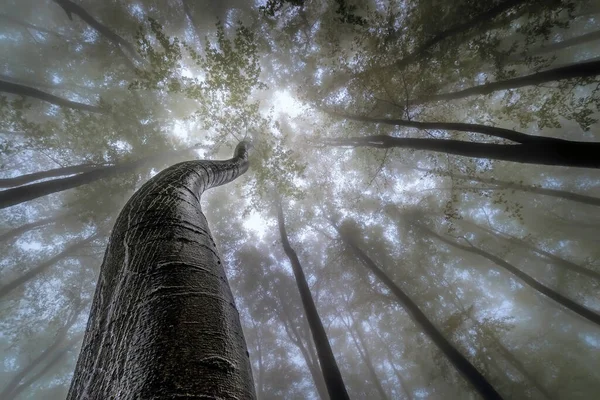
[1,0,599,399]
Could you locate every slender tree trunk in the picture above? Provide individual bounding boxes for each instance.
[335,226,503,400]
[325,134,600,169]
[463,220,600,281]
[0,163,103,188]
[0,306,83,399]
[5,334,83,400]
[277,199,350,400]
[369,325,413,400]
[0,213,63,243]
[0,147,195,209]
[415,167,600,207]
[67,142,255,399]
[417,223,600,327]
[0,232,99,299]
[410,60,600,105]
[0,80,102,113]
[52,0,140,62]
[343,313,390,400]
[511,29,600,60]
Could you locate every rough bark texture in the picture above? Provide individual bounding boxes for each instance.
[67,142,255,400]
[336,227,503,400]
[419,224,600,327]
[277,200,350,400]
[325,135,600,169]
[411,60,600,105]
[0,80,102,113]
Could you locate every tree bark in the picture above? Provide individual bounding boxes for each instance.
[410,60,600,105]
[0,80,103,113]
[277,199,350,400]
[67,142,255,399]
[0,147,196,210]
[325,135,600,169]
[0,163,103,188]
[418,223,600,327]
[336,226,504,400]
[0,232,99,299]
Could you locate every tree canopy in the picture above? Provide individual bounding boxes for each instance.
[1,0,599,398]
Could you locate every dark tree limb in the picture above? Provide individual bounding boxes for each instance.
[0,80,103,113]
[324,135,600,169]
[0,163,104,188]
[335,225,503,400]
[277,198,350,400]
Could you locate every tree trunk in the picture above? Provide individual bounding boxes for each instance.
[369,325,413,400]
[5,334,83,400]
[415,167,600,207]
[410,60,600,105]
[0,163,103,188]
[0,213,63,243]
[510,29,600,60]
[0,80,103,113]
[462,220,600,281]
[0,148,196,210]
[67,142,255,399]
[0,232,99,299]
[277,199,350,400]
[0,306,83,399]
[418,223,600,327]
[343,313,390,400]
[336,226,503,400]
[325,134,600,169]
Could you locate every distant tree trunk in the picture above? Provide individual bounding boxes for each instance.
[414,167,600,207]
[52,0,140,63]
[325,134,600,169]
[510,29,600,60]
[67,142,255,399]
[462,220,600,281]
[5,334,83,400]
[0,213,64,243]
[409,60,600,105]
[0,306,82,399]
[0,232,99,299]
[0,147,196,210]
[417,223,600,327]
[369,325,413,400]
[277,199,350,400]
[341,313,389,400]
[335,225,503,400]
[0,80,103,113]
[0,163,103,188]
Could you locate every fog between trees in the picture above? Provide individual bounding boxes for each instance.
[1,0,599,399]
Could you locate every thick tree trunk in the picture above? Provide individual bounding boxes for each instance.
[418,224,600,327]
[336,227,503,400]
[325,135,600,168]
[0,80,102,113]
[0,232,99,299]
[67,142,255,399]
[277,199,350,400]
[410,60,600,105]
[0,163,102,188]
[0,213,63,243]
[0,148,195,209]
